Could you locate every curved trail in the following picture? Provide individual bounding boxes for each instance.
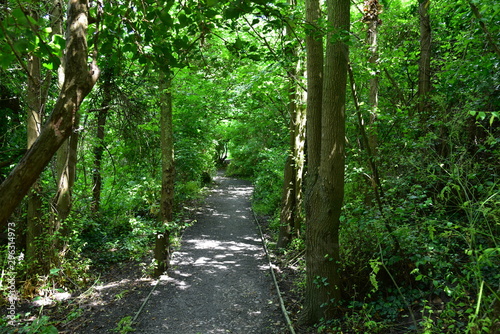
[134,172,286,333]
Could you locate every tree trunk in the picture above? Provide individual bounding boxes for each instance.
[50,0,74,257]
[302,0,324,321]
[154,70,174,277]
[0,0,100,229]
[26,47,46,273]
[278,155,295,248]
[418,0,431,115]
[292,70,306,238]
[302,0,349,324]
[278,2,306,247]
[304,0,323,177]
[303,0,323,286]
[91,70,112,213]
[364,0,382,154]
[52,113,80,255]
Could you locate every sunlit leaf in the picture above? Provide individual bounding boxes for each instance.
[42,62,54,70]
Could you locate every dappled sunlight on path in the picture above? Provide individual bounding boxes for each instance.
[133,172,284,334]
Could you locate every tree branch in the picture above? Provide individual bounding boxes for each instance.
[469,1,500,59]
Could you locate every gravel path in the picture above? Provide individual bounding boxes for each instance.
[133,172,286,333]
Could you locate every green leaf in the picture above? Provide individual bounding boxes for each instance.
[13,39,30,53]
[42,62,54,70]
[12,8,25,21]
[48,34,65,58]
[49,268,61,275]
[178,13,189,27]
[490,112,499,126]
[0,52,16,69]
[44,325,59,334]
[122,43,135,53]
[159,11,173,26]
[224,7,240,19]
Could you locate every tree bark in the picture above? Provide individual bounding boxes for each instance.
[278,1,306,247]
[0,0,100,229]
[302,0,324,321]
[304,0,323,176]
[154,70,174,277]
[418,0,431,115]
[51,0,74,257]
[302,0,349,324]
[293,71,306,237]
[278,155,295,248]
[26,47,45,272]
[364,0,381,154]
[52,113,79,254]
[91,70,112,213]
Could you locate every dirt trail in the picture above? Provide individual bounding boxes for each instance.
[133,172,286,333]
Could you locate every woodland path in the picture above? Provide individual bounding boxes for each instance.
[131,172,286,333]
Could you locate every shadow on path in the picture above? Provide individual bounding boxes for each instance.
[134,172,285,334]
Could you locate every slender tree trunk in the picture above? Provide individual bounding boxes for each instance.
[302,0,349,324]
[278,155,295,248]
[278,2,305,247]
[293,68,306,237]
[348,65,400,250]
[91,71,112,213]
[418,0,431,115]
[364,0,381,154]
[51,0,76,257]
[25,0,67,272]
[0,0,100,229]
[154,70,174,277]
[26,45,46,273]
[52,113,79,255]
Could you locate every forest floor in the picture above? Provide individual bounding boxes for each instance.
[34,171,306,333]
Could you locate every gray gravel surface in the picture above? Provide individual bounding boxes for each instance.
[133,173,286,333]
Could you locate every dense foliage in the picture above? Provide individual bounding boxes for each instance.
[0,0,498,332]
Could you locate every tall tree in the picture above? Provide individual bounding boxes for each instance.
[418,0,431,114]
[363,0,382,154]
[91,68,112,213]
[304,0,323,179]
[154,69,174,277]
[302,0,323,320]
[302,0,350,324]
[23,0,65,273]
[278,0,306,248]
[0,0,100,228]
[118,0,225,276]
[25,3,45,272]
[51,0,78,256]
